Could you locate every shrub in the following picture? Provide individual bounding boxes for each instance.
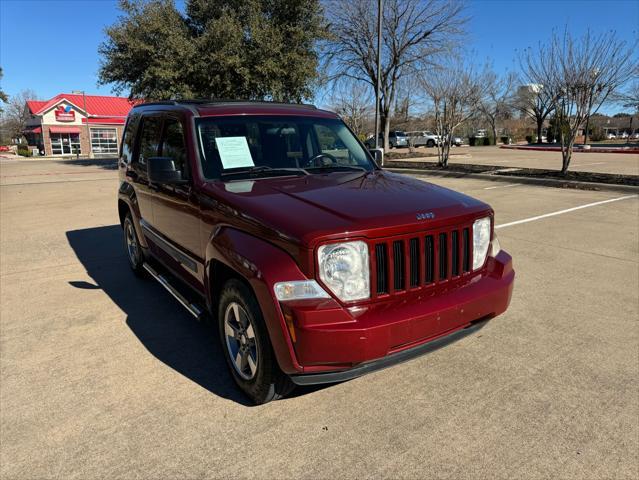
[525,135,534,144]
[17,147,32,157]
[483,137,495,146]
[469,136,478,146]
[500,136,510,145]
[546,132,555,143]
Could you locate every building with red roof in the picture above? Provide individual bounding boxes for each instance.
[23,93,135,157]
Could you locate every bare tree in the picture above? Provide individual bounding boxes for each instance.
[513,81,555,144]
[1,89,39,140]
[478,70,515,143]
[522,29,637,173]
[0,68,8,108]
[421,62,484,167]
[329,82,373,138]
[616,80,639,114]
[323,0,467,151]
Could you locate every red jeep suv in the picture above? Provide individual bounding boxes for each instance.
[117,100,514,404]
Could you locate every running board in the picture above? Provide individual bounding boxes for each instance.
[142,263,205,320]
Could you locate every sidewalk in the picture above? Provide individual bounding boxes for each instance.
[501,144,639,154]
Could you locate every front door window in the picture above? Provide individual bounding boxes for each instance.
[51,133,81,155]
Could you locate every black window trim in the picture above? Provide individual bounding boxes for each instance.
[158,113,191,181]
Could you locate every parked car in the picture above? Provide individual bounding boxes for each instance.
[0,145,10,152]
[475,129,487,138]
[447,135,464,147]
[633,132,639,139]
[118,100,515,404]
[607,132,617,140]
[406,131,441,147]
[620,132,629,139]
[365,130,408,148]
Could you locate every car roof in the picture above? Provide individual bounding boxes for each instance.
[131,100,340,119]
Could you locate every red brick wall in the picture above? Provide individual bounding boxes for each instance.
[42,125,52,156]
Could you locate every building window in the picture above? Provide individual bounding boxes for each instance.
[51,133,81,155]
[90,128,118,154]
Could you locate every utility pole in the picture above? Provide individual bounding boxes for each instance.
[72,90,91,158]
[374,0,383,165]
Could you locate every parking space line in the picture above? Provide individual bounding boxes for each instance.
[483,183,520,190]
[571,162,606,167]
[495,194,638,229]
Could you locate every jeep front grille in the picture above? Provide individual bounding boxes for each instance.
[371,224,473,298]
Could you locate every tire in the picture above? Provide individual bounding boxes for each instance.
[218,279,294,404]
[123,212,145,276]
[426,139,435,148]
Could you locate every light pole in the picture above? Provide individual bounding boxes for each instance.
[374,0,383,165]
[72,90,91,158]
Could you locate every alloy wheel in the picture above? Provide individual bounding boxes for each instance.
[224,302,259,380]
[125,220,139,266]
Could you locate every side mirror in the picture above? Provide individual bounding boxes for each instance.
[368,148,384,164]
[147,157,187,184]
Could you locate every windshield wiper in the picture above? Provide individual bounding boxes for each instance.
[221,165,309,180]
[306,164,366,172]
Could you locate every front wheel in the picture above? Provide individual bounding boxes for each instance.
[426,139,435,148]
[218,279,294,404]
[123,212,145,276]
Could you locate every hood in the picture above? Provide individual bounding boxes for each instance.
[203,170,490,247]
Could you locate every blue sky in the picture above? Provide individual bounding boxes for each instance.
[1,0,637,111]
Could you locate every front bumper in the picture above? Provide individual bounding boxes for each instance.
[290,318,488,385]
[284,251,514,381]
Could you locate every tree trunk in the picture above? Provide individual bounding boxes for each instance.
[383,115,391,152]
[536,118,543,144]
[561,141,573,174]
[440,143,449,167]
[491,124,498,145]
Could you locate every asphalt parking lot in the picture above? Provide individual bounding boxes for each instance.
[1,158,638,479]
[405,145,639,176]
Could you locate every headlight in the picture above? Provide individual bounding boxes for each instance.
[317,241,370,302]
[473,217,491,270]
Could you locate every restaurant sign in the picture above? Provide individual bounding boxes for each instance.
[55,105,75,122]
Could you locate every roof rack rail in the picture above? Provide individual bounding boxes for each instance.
[135,99,317,109]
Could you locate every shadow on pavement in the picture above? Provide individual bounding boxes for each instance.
[57,158,118,170]
[66,224,252,406]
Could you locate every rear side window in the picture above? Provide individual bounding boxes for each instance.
[120,114,140,164]
[137,116,162,165]
[160,118,188,177]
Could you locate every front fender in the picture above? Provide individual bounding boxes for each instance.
[118,182,148,250]
[205,228,310,374]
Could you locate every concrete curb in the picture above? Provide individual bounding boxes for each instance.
[500,145,639,154]
[385,167,639,194]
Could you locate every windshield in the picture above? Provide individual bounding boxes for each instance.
[196,115,376,180]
